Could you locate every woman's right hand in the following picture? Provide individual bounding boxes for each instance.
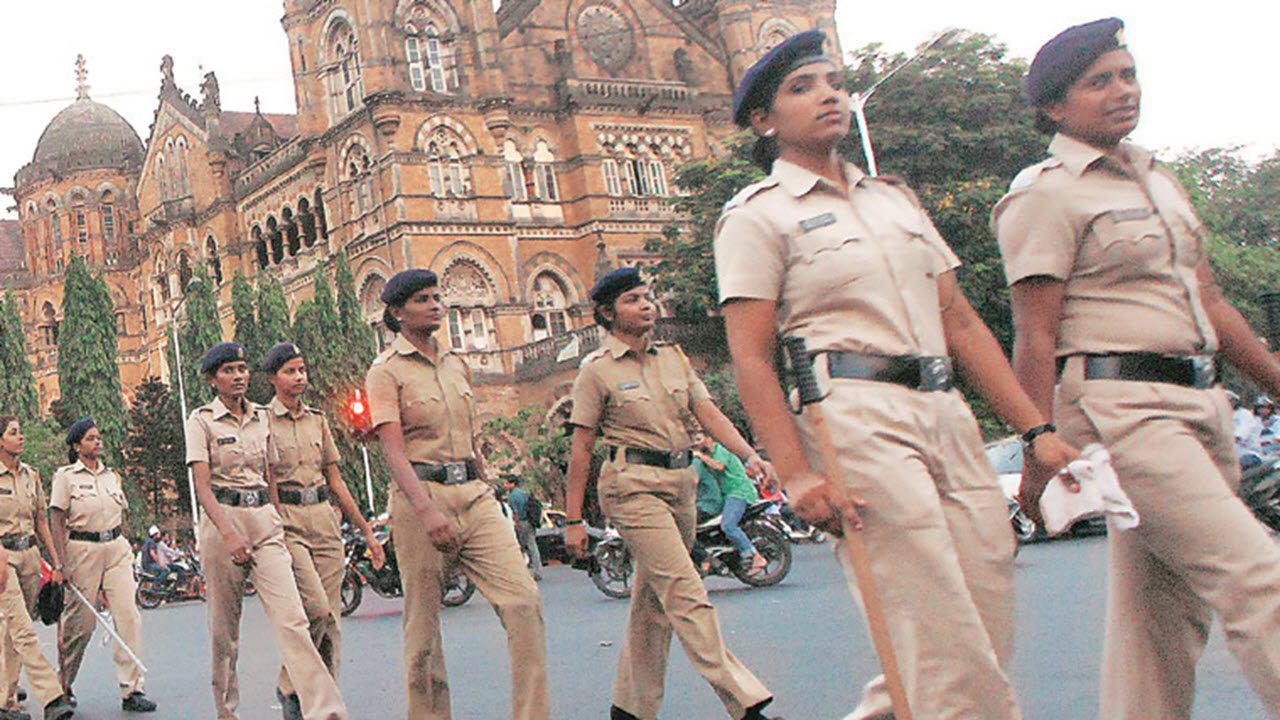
[223,530,252,566]
[785,470,866,536]
[421,507,459,553]
[565,524,589,559]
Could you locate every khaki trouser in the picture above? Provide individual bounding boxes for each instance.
[276,501,344,698]
[0,546,62,709]
[389,479,549,720]
[58,535,144,697]
[598,460,772,720]
[803,382,1020,720]
[200,501,347,720]
[1055,358,1280,719]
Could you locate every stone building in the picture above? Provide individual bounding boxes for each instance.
[5,0,837,420]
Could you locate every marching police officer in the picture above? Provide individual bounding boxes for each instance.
[713,30,1077,718]
[995,18,1280,718]
[261,342,385,720]
[365,269,549,720]
[563,266,780,720]
[0,414,74,720]
[48,418,155,713]
[185,342,347,720]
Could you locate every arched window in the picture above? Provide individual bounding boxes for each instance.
[155,153,169,199]
[359,274,389,348]
[283,207,300,256]
[298,197,317,247]
[314,187,329,239]
[205,235,223,284]
[530,272,569,341]
[500,140,527,201]
[532,141,559,202]
[345,147,374,217]
[174,137,191,196]
[177,251,193,292]
[115,312,127,336]
[253,226,268,269]
[267,216,284,264]
[406,24,458,93]
[426,136,469,198]
[40,302,57,346]
[440,259,496,351]
[100,190,116,242]
[328,22,364,117]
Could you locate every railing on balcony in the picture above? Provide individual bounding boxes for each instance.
[607,196,683,220]
[457,324,604,383]
[557,78,693,110]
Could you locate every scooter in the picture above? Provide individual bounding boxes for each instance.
[1240,457,1280,533]
[339,521,475,617]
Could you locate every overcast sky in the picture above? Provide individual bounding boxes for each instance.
[1,1,1274,219]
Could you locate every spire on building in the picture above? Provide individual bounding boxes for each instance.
[75,54,89,100]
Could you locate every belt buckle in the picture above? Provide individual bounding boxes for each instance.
[1190,354,1216,388]
[301,487,319,504]
[670,449,691,468]
[98,531,110,542]
[919,356,954,392]
[444,462,467,485]
[243,491,259,507]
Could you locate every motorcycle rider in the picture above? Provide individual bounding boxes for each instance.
[692,433,769,576]
[564,266,782,720]
[48,418,156,712]
[1230,391,1265,470]
[262,342,384,720]
[139,528,170,587]
[1256,396,1279,450]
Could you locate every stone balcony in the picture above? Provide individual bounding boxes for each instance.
[557,78,694,112]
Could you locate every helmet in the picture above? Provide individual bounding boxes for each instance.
[148,525,160,537]
[1257,395,1275,408]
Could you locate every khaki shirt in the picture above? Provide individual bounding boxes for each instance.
[366,334,476,464]
[185,397,276,490]
[49,460,127,532]
[570,334,711,451]
[0,461,43,537]
[714,158,961,357]
[268,397,340,489]
[992,133,1216,357]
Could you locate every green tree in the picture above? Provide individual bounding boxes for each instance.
[123,377,189,533]
[0,293,38,422]
[176,267,223,408]
[22,419,68,496]
[332,253,377,381]
[256,274,292,349]
[483,406,577,507]
[56,255,128,467]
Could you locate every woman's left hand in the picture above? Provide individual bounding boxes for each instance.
[365,528,387,570]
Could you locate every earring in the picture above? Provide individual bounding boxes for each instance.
[763,128,778,138]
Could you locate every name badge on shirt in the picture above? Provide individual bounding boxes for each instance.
[216,437,238,446]
[799,212,837,232]
[0,488,12,496]
[1110,207,1153,223]
[618,381,641,391]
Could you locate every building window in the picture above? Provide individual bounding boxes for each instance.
[602,159,622,197]
[51,212,62,244]
[75,209,87,243]
[206,235,223,284]
[406,37,426,92]
[253,226,268,269]
[102,204,115,241]
[534,164,559,201]
[447,309,464,350]
[115,312,126,336]
[406,24,458,94]
[531,273,570,341]
[426,140,467,197]
[648,161,668,197]
[502,162,527,201]
[328,23,364,117]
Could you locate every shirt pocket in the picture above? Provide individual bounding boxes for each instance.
[608,385,655,429]
[788,226,872,293]
[402,385,446,435]
[1086,210,1170,268]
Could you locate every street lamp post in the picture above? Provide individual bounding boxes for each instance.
[170,283,200,533]
[851,28,967,177]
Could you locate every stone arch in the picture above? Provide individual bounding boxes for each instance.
[395,0,462,33]
[317,8,360,66]
[413,114,480,155]
[439,256,498,307]
[525,127,560,157]
[427,241,513,300]
[339,133,375,166]
[757,17,800,52]
[357,272,387,319]
[521,252,586,306]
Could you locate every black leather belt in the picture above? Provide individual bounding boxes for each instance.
[412,460,480,485]
[607,446,694,470]
[212,486,271,508]
[826,351,954,392]
[1058,353,1217,389]
[0,534,35,551]
[69,527,122,543]
[278,486,330,506]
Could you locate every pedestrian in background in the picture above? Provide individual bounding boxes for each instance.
[48,418,155,712]
[262,343,384,720]
[367,269,548,720]
[504,476,542,581]
[715,30,1077,718]
[996,18,1280,717]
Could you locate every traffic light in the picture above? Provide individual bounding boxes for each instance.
[347,388,372,437]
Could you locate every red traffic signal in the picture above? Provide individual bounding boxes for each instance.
[348,388,372,432]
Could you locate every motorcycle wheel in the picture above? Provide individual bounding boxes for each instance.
[589,544,633,599]
[733,522,792,587]
[441,569,476,607]
[135,584,163,610]
[340,568,363,617]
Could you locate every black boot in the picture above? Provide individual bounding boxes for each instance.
[275,688,302,720]
[41,695,73,720]
[609,706,642,720]
[121,692,156,713]
[743,698,782,720]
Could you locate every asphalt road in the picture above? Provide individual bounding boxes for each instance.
[25,537,1267,719]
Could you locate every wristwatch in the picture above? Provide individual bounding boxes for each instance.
[1021,423,1056,452]
[565,518,584,527]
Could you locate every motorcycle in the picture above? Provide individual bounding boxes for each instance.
[339,522,475,617]
[1008,497,1036,553]
[587,501,793,599]
[765,501,826,544]
[135,554,205,609]
[1240,457,1280,532]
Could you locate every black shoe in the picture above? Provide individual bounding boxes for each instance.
[41,695,73,720]
[744,698,782,720]
[0,707,32,720]
[14,688,24,703]
[121,692,156,713]
[63,693,74,709]
[275,688,302,720]
[609,706,642,720]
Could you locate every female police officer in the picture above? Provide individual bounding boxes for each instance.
[365,269,548,720]
[563,266,780,720]
[995,19,1280,718]
[49,418,155,713]
[185,342,347,720]
[262,342,384,720]
[0,415,74,720]
[713,31,1078,719]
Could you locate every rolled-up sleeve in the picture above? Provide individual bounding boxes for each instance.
[714,207,785,305]
[569,365,605,430]
[185,414,209,466]
[366,363,400,430]
[993,186,1077,285]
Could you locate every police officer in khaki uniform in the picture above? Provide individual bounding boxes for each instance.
[0,414,74,720]
[563,267,780,720]
[262,342,384,720]
[995,19,1280,718]
[366,269,548,720]
[185,342,347,720]
[713,31,1078,719]
[48,418,155,713]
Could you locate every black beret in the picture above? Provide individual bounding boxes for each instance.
[200,342,248,375]
[65,417,95,447]
[261,342,304,374]
[1027,18,1126,106]
[37,581,63,626]
[381,269,438,306]
[733,30,830,128]
[589,267,646,305]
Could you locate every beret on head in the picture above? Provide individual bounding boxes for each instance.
[381,269,438,306]
[260,342,304,374]
[1026,18,1126,106]
[65,417,95,447]
[201,342,248,375]
[733,30,830,128]
[589,267,645,305]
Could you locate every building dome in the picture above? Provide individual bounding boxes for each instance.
[17,98,144,186]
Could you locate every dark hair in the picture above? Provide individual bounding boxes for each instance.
[68,447,78,464]
[504,475,520,486]
[1033,108,1059,135]
[593,303,615,331]
[383,306,402,334]
[751,135,781,173]
[0,415,17,440]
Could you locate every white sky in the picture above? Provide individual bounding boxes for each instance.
[1,1,1274,219]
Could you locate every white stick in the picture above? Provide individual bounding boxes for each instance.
[66,583,148,674]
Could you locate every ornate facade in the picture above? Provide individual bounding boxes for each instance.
[4,0,837,419]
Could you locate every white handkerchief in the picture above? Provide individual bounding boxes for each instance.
[1039,443,1140,536]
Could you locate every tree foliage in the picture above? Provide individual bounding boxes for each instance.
[56,255,127,467]
[123,377,189,533]
[0,293,38,422]
[174,267,223,408]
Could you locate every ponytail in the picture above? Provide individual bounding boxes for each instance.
[751,135,780,173]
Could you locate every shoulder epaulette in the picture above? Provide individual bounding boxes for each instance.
[722,177,781,213]
[1008,157,1064,193]
[579,346,609,367]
